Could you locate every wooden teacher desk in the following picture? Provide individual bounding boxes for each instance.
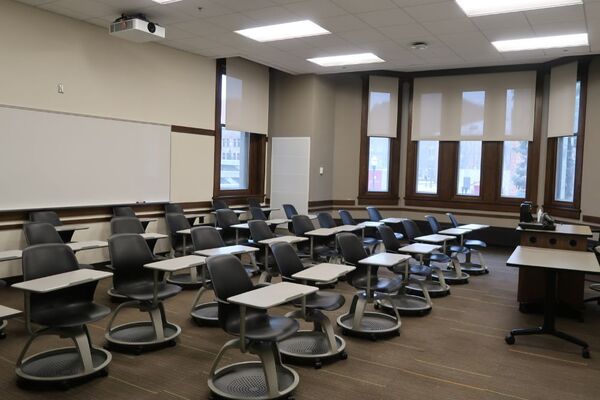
[516,224,593,314]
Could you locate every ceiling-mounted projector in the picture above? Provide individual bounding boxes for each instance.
[109,14,165,42]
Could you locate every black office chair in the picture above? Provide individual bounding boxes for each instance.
[206,254,300,400]
[105,234,182,353]
[317,212,337,228]
[165,213,194,256]
[338,209,379,252]
[113,206,136,217]
[111,216,160,254]
[248,220,277,278]
[216,209,249,245]
[336,232,401,338]
[16,244,111,385]
[247,198,262,208]
[165,204,198,226]
[213,199,229,210]
[271,242,347,367]
[249,206,268,221]
[282,204,298,219]
[29,210,74,243]
[402,219,451,266]
[292,215,337,261]
[446,212,488,274]
[367,206,403,241]
[0,280,7,339]
[426,215,467,255]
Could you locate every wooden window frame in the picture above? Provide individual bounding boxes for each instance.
[358,76,401,205]
[404,71,543,213]
[543,60,589,219]
[213,59,266,205]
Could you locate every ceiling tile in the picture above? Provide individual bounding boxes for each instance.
[331,0,397,14]
[404,1,466,22]
[379,23,432,43]
[532,20,588,35]
[284,0,347,19]
[480,26,536,41]
[243,6,300,24]
[525,5,585,25]
[316,14,371,32]
[471,13,532,31]
[356,8,414,27]
[208,13,257,30]
[166,0,234,18]
[171,19,227,36]
[585,1,600,19]
[216,0,276,12]
[38,3,94,20]
[337,28,389,44]
[421,18,478,35]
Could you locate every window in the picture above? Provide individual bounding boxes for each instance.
[457,141,482,196]
[554,136,577,202]
[416,141,439,194]
[501,141,528,198]
[367,137,390,192]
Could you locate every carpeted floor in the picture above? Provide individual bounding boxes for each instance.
[1,246,600,400]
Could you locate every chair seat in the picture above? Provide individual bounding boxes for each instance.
[226,313,299,342]
[394,232,404,241]
[115,281,182,301]
[465,239,487,248]
[292,291,345,311]
[410,263,432,276]
[363,237,379,246]
[353,275,402,293]
[32,302,111,328]
[449,245,469,253]
[430,253,451,263]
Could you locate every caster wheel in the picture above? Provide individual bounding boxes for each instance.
[314,360,322,369]
[369,334,377,342]
[505,335,515,345]
[0,332,6,340]
[582,348,590,359]
[374,303,379,310]
[134,347,143,355]
[99,368,109,377]
[394,330,400,337]
[341,329,349,336]
[168,340,177,347]
[59,380,70,391]
[339,351,348,360]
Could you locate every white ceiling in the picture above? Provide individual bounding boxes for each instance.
[17,0,600,74]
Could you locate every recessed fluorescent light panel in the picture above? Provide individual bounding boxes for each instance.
[152,0,183,4]
[235,20,330,42]
[307,53,385,67]
[492,33,588,51]
[456,0,582,17]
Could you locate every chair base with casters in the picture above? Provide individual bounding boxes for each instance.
[105,301,181,354]
[208,339,299,400]
[430,258,470,285]
[337,291,401,340]
[584,283,600,304]
[16,325,111,388]
[278,308,347,369]
[403,262,451,298]
[0,320,6,339]
[453,243,488,275]
[376,262,433,316]
[166,266,204,289]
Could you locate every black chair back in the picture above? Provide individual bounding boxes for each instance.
[249,207,267,220]
[317,212,337,228]
[216,209,240,244]
[111,217,144,234]
[207,254,259,333]
[29,211,61,226]
[402,219,423,242]
[23,244,96,319]
[291,215,314,236]
[338,210,356,225]
[378,225,401,253]
[164,213,191,252]
[108,234,154,291]
[113,206,136,217]
[247,198,262,208]
[282,204,298,219]
[366,207,383,222]
[271,242,304,278]
[248,220,275,242]
[23,222,62,245]
[447,213,460,228]
[164,204,184,214]
[213,199,229,210]
[191,226,225,250]
[425,215,442,234]
[336,232,373,286]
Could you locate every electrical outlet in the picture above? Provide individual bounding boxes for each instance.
[57,84,64,94]
[319,167,324,175]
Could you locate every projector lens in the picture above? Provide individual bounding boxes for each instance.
[147,22,156,33]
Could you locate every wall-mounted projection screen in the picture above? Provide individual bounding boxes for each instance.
[0,105,171,210]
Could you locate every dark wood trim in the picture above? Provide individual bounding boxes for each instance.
[582,215,600,225]
[543,60,589,220]
[171,125,215,136]
[357,76,401,205]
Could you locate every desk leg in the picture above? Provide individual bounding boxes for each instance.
[182,235,187,256]
[235,229,239,245]
[506,269,590,358]
[310,237,314,261]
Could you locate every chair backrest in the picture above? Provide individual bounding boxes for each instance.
[29,211,61,226]
[291,215,314,236]
[317,212,337,228]
[282,204,298,219]
[213,199,229,210]
[249,207,267,220]
[207,254,257,333]
[113,206,136,217]
[366,207,383,222]
[111,217,144,234]
[108,233,154,289]
[402,219,423,242]
[425,215,441,234]
[191,226,225,250]
[216,209,239,229]
[23,222,63,245]
[248,220,275,242]
[338,210,356,225]
[164,203,184,214]
[23,244,95,316]
[336,232,371,285]
[377,225,401,253]
[271,242,304,278]
[247,198,262,208]
[447,213,460,228]
[165,213,192,250]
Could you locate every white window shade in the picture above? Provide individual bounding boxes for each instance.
[367,76,399,138]
[547,62,578,138]
[225,57,270,135]
[412,71,536,141]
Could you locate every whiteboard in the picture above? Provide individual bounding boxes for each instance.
[270,137,310,219]
[0,105,171,210]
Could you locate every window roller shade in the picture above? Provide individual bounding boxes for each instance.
[367,76,399,138]
[225,57,270,135]
[548,62,578,138]
[412,71,536,141]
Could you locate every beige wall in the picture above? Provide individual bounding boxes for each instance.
[581,57,600,217]
[0,0,215,129]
